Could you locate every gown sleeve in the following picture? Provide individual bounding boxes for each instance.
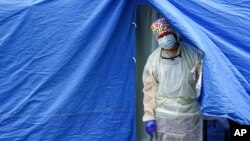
[142,53,158,121]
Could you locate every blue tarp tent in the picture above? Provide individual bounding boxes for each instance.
[0,0,249,140]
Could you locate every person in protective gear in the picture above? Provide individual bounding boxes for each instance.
[142,18,203,141]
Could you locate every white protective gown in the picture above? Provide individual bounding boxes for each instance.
[142,42,203,141]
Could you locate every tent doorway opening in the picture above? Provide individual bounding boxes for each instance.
[135,5,228,141]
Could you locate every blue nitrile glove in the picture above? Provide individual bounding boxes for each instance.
[145,120,156,137]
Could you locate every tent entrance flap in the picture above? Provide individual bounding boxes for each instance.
[147,0,250,125]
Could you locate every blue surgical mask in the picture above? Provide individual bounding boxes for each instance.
[157,34,176,49]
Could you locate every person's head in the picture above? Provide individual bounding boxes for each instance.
[151,18,178,50]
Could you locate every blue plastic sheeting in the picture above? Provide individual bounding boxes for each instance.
[147,0,250,124]
[137,0,147,5]
[0,0,136,140]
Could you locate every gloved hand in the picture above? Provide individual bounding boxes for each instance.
[145,120,156,137]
